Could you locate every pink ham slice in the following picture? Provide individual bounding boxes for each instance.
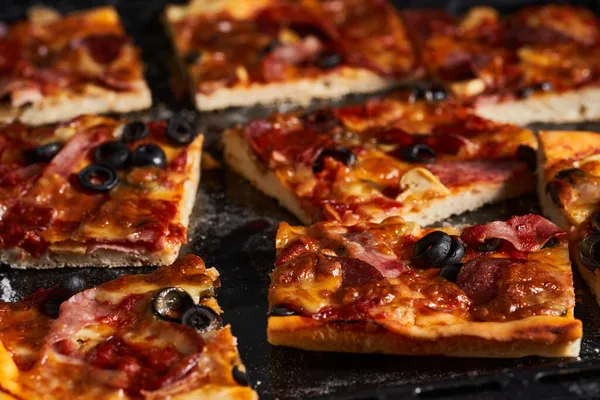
[44,128,110,177]
[461,214,564,252]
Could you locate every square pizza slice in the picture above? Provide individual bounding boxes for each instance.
[537,129,600,304]
[223,91,536,226]
[0,6,152,126]
[0,114,202,268]
[402,4,600,125]
[267,215,581,357]
[164,0,419,111]
[0,254,257,399]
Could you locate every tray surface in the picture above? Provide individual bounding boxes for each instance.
[3,1,600,399]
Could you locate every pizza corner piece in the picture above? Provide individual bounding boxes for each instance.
[267,214,582,358]
[537,129,600,305]
[163,0,418,111]
[0,114,203,269]
[0,254,258,399]
[223,92,537,226]
[0,5,152,126]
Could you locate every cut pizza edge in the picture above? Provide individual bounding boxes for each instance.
[0,254,258,400]
[0,133,203,270]
[0,6,152,126]
[266,216,582,358]
[162,0,409,111]
[223,127,535,226]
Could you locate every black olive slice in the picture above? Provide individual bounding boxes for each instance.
[413,231,453,269]
[445,236,465,265]
[518,81,553,99]
[270,306,297,316]
[312,147,356,173]
[554,168,585,181]
[542,237,560,249]
[131,144,167,168]
[301,109,339,133]
[24,142,63,164]
[232,365,250,386]
[439,263,462,282]
[185,50,203,65]
[411,83,449,103]
[591,212,600,233]
[546,181,562,207]
[477,238,503,252]
[77,164,119,192]
[516,144,536,172]
[152,287,195,322]
[166,116,196,145]
[316,51,342,69]
[121,121,149,143]
[398,143,436,163]
[181,305,223,333]
[580,233,600,270]
[94,141,131,169]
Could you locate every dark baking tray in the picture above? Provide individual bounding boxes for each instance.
[3,1,600,399]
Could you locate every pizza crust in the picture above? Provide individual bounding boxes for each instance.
[476,86,600,125]
[0,135,203,269]
[268,315,582,358]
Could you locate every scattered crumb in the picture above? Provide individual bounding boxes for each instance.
[0,277,16,302]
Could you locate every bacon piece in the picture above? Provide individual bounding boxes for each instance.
[456,257,511,305]
[461,214,565,252]
[343,236,407,278]
[44,127,110,177]
[262,36,324,81]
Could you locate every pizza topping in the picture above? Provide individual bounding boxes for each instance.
[456,257,509,305]
[579,233,600,270]
[269,305,297,316]
[131,144,167,168]
[166,115,196,146]
[24,142,63,164]
[181,305,223,334]
[152,287,195,322]
[77,164,119,193]
[121,122,149,143]
[413,231,465,269]
[94,141,131,169]
[476,238,503,253]
[302,108,340,133]
[439,264,463,282]
[316,50,343,69]
[398,143,436,163]
[312,147,356,173]
[232,365,250,386]
[410,83,449,103]
[516,144,536,171]
[517,81,553,99]
[461,214,564,252]
[76,33,128,65]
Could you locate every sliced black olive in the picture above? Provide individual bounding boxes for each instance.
[131,144,167,168]
[94,141,131,169]
[554,168,585,181]
[439,264,462,282]
[316,51,342,69]
[77,164,119,192]
[152,287,195,322]
[398,143,436,163]
[579,233,600,270]
[24,142,63,164]
[232,365,250,386]
[270,306,297,316]
[542,237,560,249]
[477,238,503,252]
[166,115,196,145]
[411,83,449,103]
[591,212,600,233]
[546,181,562,207]
[516,144,536,172]
[301,108,339,133]
[312,147,356,173]
[518,81,553,99]
[184,50,202,65]
[181,305,223,333]
[121,121,149,143]
[413,231,453,269]
[445,236,465,265]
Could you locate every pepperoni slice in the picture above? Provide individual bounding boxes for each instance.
[456,257,512,305]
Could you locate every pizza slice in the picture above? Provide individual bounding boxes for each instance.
[268,215,581,357]
[0,254,257,399]
[163,0,419,111]
[0,6,152,126]
[223,91,536,226]
[402,4,600,125]
[537,130,600,304]
[0,114,202,268]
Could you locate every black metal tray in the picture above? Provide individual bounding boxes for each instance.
[3,1,600,399]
